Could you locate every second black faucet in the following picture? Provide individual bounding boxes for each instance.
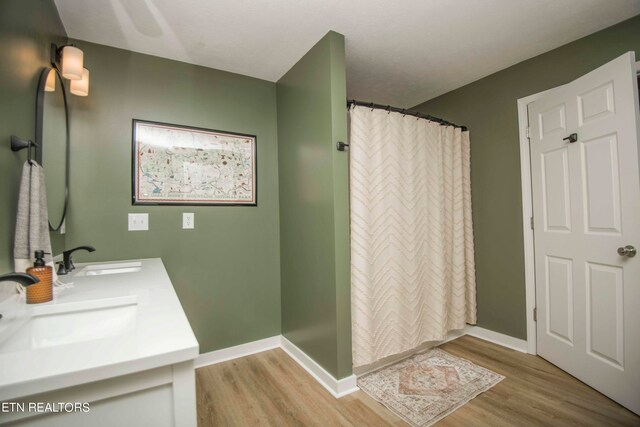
[58,245,96,275]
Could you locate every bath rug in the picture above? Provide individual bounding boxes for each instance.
[357,348,504,426]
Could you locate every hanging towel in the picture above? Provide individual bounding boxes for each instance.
[13,161,55,278]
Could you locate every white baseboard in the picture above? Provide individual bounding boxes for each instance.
[195,326,526,398]
[280,336,358,399]
[443,327,468,343]
[196,335,358,398]
[195,335,281,368]
[464,326,528,353]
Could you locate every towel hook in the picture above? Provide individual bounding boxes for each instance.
[336,141,350,151]
[11,135,37,165]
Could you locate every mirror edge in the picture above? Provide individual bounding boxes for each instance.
[35,67,70,232]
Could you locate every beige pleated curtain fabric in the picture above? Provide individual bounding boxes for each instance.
[350,105,477,368]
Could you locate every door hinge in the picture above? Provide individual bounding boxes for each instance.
[526,127,531,139]
[530,216,534,230]
[533,307,537,322]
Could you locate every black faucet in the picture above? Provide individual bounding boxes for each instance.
[60,245,96,274]
[0,273,40,287]
[0,273,40,319]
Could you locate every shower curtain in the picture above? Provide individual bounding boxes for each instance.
[350,105,476,367]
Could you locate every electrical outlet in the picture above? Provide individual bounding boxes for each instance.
[183,213,194,229]
[128,213,149,231]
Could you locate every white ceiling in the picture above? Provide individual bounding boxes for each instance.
[54,0,640,107]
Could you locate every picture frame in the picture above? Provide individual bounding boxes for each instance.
[131,119,257,206]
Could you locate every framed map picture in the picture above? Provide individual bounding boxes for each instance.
[132,119,257,206]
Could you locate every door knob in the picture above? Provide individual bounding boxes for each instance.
[563,133,578,143]
[617,245,637,257]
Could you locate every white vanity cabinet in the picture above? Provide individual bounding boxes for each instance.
[0,259,199,426]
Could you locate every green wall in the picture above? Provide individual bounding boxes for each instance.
[65,40,282,353]
[413,15,640,339]
[0,0,66,300]
[277,31,352,378]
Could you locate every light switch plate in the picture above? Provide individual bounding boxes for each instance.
[183,213,194,229]
[128,213,149,231]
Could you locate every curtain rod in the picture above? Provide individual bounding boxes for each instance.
[347,99,468,131]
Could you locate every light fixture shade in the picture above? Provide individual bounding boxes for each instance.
[45,69,56,92]
[61,45,83,80]
[70,68,89,96]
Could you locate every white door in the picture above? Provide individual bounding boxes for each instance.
[529,52,640,414]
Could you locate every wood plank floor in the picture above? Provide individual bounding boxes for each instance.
[196,335,639,426]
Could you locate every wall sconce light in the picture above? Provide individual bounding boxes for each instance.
[51,43,90,96]
[70,68,90,97]
[60,45,83,80]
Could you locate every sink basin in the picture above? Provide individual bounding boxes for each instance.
[76,261,142,277]
[0,295,137,352]
[83,267,141,276]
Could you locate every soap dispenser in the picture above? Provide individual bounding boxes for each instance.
[25,250,53,304]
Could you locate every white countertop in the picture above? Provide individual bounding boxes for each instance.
[0,258,199,401]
